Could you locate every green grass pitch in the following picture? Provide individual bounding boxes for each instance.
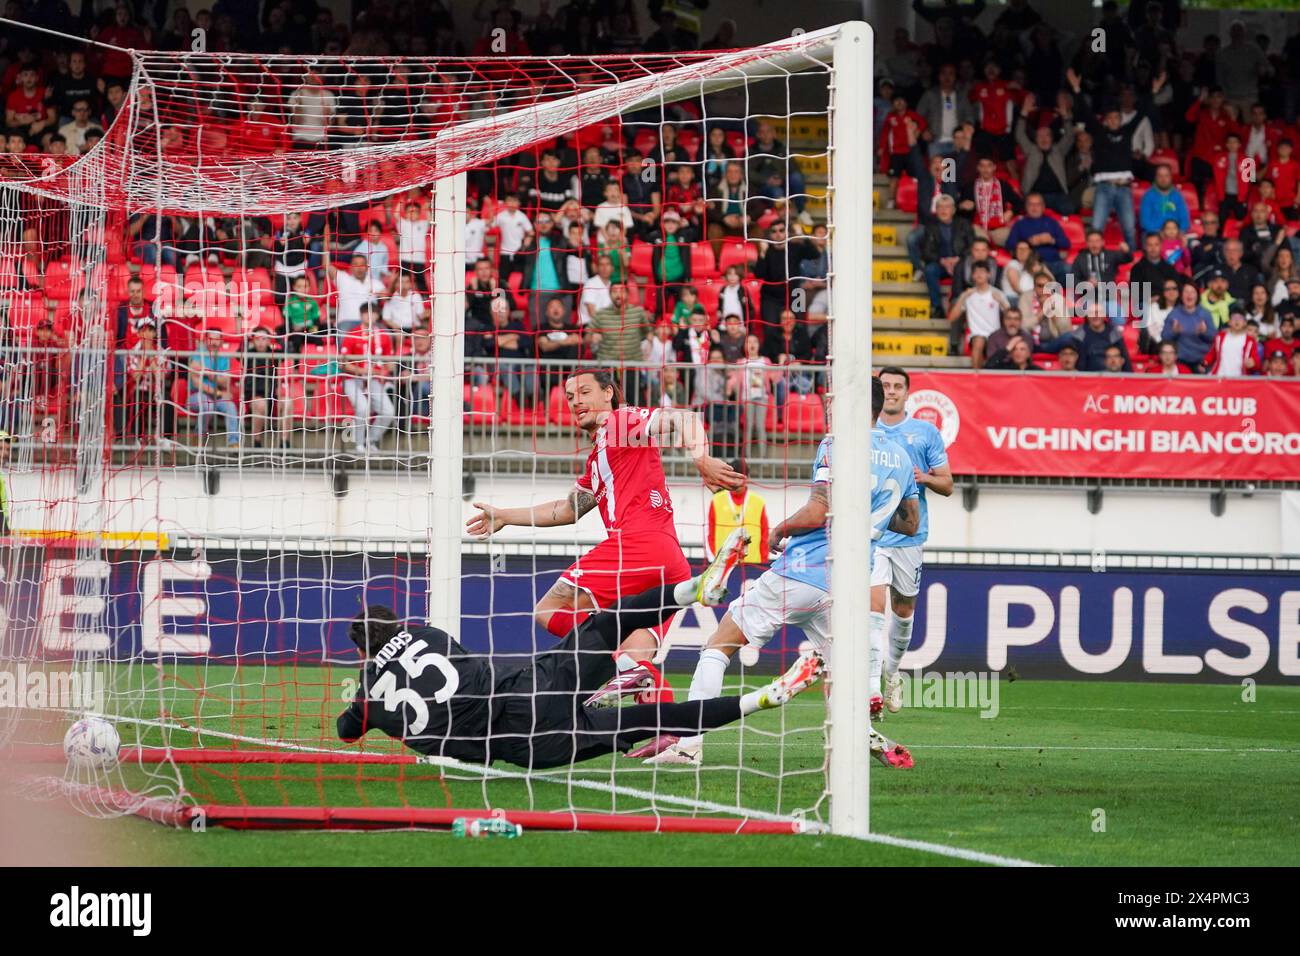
[95,667,1300,866]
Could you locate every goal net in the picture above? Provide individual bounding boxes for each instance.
[1,22,874,836]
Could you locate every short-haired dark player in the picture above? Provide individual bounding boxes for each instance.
[337,560,824,769]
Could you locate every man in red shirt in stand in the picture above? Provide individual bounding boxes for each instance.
[4,65,55,141]
[339,303,397,454]
[1264,139,1300,222]
[1185,87,1241,204]
[467,369,746,706]
[970,59,1017,162]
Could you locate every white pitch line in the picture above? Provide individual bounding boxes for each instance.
[912,744,1299,754]
[860,832,1049,867]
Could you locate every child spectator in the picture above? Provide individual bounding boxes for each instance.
[1159,219,1191,275]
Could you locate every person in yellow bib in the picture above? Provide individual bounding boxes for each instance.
[704,463,769,564]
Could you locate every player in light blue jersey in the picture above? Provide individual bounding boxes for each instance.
[635,377,920,769]
[873,367,955,716]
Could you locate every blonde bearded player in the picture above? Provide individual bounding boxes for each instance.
[467,368,746,706]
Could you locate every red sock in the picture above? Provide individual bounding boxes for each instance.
[544,608,590,637]
[639,658,675,704]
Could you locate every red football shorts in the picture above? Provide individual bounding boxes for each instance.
[558,531,692,642]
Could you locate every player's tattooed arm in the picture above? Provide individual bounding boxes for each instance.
[888,498,920,536]
[562,488,597,522]
[467,489,593,535]
[653,407,745,492]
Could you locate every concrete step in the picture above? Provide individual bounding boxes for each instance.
[873,223,904,247]
[872,260,914,284]
[875,353,971,369]
[875,318,949,332]
[875,243,907,258]
[874,281,928,295]
[873,328,950,358]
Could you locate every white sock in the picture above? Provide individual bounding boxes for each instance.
[672,576,698,606]
[739,689,763,716]
[678,648,728,750]
[615,653,638,673]
[885,614,914,677]
[868,611,886,695]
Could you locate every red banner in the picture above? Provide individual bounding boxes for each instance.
[905,372,1300,481]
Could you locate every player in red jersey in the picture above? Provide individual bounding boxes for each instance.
[467,369,745,704]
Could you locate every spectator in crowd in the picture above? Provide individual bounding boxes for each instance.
[1066,128,1095,214]
[761,308,816,411]
[920,194,974,318]
[1069,229,1123,285]
[959,156,1020,247]
[879,92,925,184]
[1265,350,1289,377]
[1005,192,1071,283]
[121,316,170,444]
[271,211,312,302]
[536,295,583,392]
[1040,304,1131,372]
[671,284,707,329]
[327,254,384,335]
[484,294,536,407]
[1265,139,1299,221]
[1189,210,1226,281]
[1213,131,1250,222]
[579,253,614,325]
[1205,307,1259,376]
[339,304,396,454]
[287,72,336,148]
[531,149,578,214]
[701,345,739,457]
[665,162,705,237]
[716,312,748,363]
[578,146,610,207]
[383,271,427,332]
[352,221,392,286]
[1200,268,1236,329]
[1130,231,1181,292]
[949,236,1000,352]
[650,209,693,314]
[1264,313,1298,366]
[971,58,1016,162]
[242,327,286,450]
[57,99,95,155]
[1078,98,1143,255]
[6,64,55,141]
[1149,340,1188,376]
[1142,277,1183,353]
[906,146,963,273]
[1055,341,1080,371]
[749,119,807,217]
[1218,20,1271,117]
[1014,93,1076,215]
[1163,281,1217,372]
[1139,164,1190,239]
[50,49,98,122]
[399,325,434,420]
[493,193,533,281]
[593,180,634,233]
[985,308,1030,365]
[948,261,1010,369]
[187,328,240,446]
[587,282,651,399]
[395,200,431,291]
[621,152,661,240]
[1000,239,1040,308]
[284,274,325,354]
[1243,283,1277,338]
[1101,343,1129,373]
[520,209,575,328]
[1269,248,1298,305]
[716,264,753,327]
[738,333,774,460]
[986,335,1038,371]
[1221,239,1263,301]
[917,63,975,158]
[753,219,817,331]
[1239,202,1288,272]
[596,219,631,283]
[1158,219,1191,276]
[673,308,716,403]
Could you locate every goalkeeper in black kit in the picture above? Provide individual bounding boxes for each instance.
[337,532,824,769]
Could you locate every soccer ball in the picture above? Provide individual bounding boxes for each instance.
[63,717,121,770]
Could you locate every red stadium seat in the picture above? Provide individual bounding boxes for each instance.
[44,260,72,301]
[1059,216,1086,254]
[1131,180,1150,213]
[632,128,658,157]
[717,240,754,273]
[783,393,825,435]
[691,242,717,279]
[677,126,701,160]
[1179,183,1200,216]
[548,385,574,426]
[696,277,722,318]
[895,174,918,214]
[630,241,653,279]
[498,388,548,426]
[464,385,499,425]
[725,129,748,155]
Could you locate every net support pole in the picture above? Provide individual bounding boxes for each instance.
[827,19,874,840]
[429,169,466,633]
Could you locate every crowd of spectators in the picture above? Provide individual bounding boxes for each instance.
[896,0,1300,377]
